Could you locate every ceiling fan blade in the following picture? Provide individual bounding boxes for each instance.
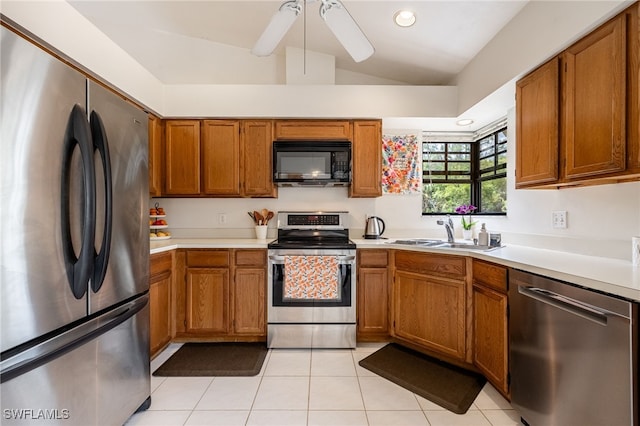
[251,0,302,57]
[319,0,374,63]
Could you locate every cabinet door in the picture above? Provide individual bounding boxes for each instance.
[233,268,266,335]
[350,120,382,197]
[625,3,640,172]
[202,120,241,196]
[241,120,276,197]
[357,267,388,339]
[150,271,171,356]
[394,270,466,360]
[186,268,229,333]
[473,284,509,396]
[563,15,626,179]
[515,58,560,187]
[274,120,351,140]
[148,115,163,197]
[165,120,201,195]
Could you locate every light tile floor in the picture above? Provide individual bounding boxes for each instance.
[126,343,521,426]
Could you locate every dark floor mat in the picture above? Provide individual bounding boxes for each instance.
[153,342,268,377]
[359,343,486,414]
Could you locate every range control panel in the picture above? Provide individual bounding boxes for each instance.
[277,211,348,230]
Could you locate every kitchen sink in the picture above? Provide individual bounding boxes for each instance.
[389,239,503,252]
[390,239,444,246]
[436,243,503,251]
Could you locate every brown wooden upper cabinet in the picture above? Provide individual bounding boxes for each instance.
[350,120,382,197]
[562,14,627,180]
[164,120,201,195]
[161,119,276,198]
[202,120,241,196]
[274,120,351,140]
[158,118,381,198]
[516,2,640,188]
[241,120,277,198]
[515,58,560,187]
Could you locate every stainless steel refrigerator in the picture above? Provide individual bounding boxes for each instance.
[0,24,150,425]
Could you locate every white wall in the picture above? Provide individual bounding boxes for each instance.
[455,0,633,114]
[0,0,164,113]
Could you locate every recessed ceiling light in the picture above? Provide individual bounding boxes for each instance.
[456,118,474,126]
[394,10,416,27]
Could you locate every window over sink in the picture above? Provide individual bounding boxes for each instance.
[422,120,507,215]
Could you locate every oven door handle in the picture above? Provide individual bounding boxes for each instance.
[268,255,355,263]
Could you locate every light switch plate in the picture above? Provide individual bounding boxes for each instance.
[552,211,567,229]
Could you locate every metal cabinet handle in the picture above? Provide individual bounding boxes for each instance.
[268,255,355,262]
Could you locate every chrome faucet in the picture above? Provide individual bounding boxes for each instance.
[437,215,455,243]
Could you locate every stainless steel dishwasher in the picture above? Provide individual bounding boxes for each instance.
[509,269,638,426]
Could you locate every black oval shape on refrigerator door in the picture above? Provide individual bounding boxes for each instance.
[89,111,112,293]
[61,105,96,299]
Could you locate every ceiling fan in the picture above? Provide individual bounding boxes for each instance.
[251,0,375,63]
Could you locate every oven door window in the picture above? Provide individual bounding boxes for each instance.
[272,260,352,307]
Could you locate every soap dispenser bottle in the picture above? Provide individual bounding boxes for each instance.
[478,223,489,246]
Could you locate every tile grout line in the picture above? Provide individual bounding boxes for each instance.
[245,348,272,426]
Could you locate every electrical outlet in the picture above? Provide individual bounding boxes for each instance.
[552,211,567,229]
[218,213,227,224]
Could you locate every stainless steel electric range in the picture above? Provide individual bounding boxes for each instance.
[267,211,356,348]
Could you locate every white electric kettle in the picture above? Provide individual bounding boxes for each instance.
[364,216,386,239]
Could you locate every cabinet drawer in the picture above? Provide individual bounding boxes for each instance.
[186,249,230,267]
[472,259,507,292]
[150,252,172,277]
[394,251,466,278]
[274,121,351,140]
[358,249,389,267]
[235,249,266,267]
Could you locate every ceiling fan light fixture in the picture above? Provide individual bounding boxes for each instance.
[394,10,416,27]
[251,0,302,57]
[319,0,374,63]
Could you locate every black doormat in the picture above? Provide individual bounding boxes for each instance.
[359,343,486,414]
[153,342,268,377]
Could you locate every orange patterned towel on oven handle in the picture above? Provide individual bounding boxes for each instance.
[283,256,341,300]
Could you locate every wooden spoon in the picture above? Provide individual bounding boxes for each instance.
[253,210,264,225]
[264,211,274,225]
[261,208,269,219]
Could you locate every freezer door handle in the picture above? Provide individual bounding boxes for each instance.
[0,294,148,384]
[90,110,113,293]
[61,104,96,299]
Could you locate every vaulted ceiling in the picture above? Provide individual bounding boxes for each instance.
[69,1,528,86]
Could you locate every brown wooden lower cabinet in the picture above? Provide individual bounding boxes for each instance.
[150,252,173,358]
[472,259,509,398]
[154,246,510,395]
[357,249,390,341]
[186,267,230,334]
[232,250,267,335]
[176,248,266,340]
[392,251,468,361]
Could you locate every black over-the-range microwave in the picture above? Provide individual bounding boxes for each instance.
[273,140,352,186]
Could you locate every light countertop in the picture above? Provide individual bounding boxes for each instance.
[150,237,640,302]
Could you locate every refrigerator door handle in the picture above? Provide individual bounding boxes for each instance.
[0,294,148,384]
[61,104,96,299]
[89,110,112,293]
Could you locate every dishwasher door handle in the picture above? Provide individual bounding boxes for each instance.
[517,286,617,326]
